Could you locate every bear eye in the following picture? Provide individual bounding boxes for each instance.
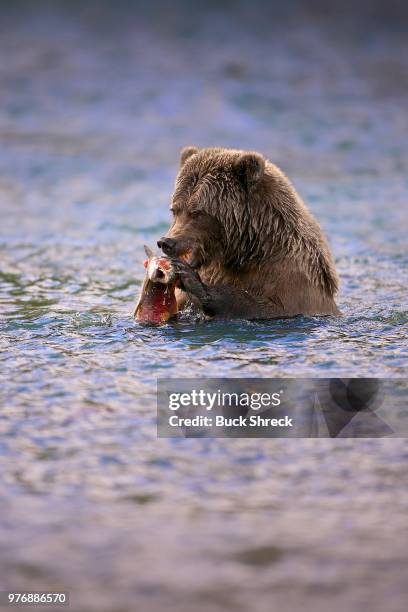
[190,210,203,219]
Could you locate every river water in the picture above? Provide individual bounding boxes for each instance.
[0,2,407,611]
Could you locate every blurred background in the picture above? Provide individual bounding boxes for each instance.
[0,1,407,611]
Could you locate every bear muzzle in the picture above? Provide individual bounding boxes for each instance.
[157,236,176,254]
[158,237,196,266]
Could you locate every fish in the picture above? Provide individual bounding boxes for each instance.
[134,246,178,324]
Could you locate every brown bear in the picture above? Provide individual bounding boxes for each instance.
[157,146,340,319]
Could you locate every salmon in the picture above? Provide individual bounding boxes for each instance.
[134,246,178,324]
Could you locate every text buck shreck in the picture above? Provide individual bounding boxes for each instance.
[168,415,293,428]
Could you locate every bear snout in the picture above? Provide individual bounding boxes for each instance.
[157,237,176,255]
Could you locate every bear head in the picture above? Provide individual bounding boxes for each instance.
[158,146,266,270]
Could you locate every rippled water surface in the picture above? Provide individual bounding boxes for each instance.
[0,2,407,611]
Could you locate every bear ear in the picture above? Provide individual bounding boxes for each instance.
[180,146,199,167]
[234,152,265,183]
